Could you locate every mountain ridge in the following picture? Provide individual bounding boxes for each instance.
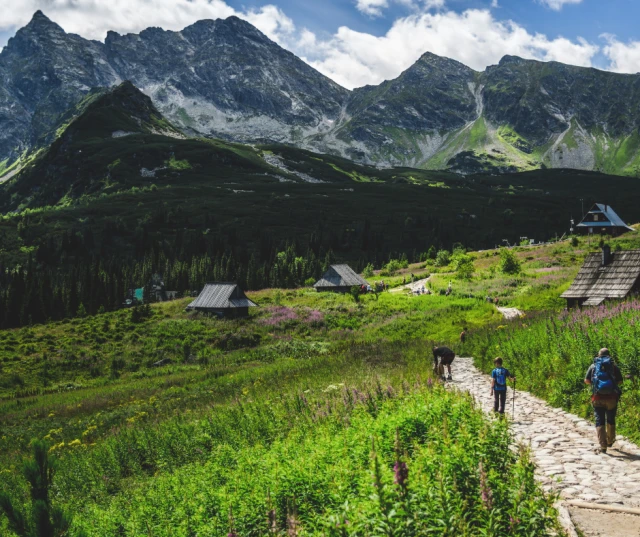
[3,11,640,177]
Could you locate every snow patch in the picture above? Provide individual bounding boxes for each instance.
[112,130,136,138]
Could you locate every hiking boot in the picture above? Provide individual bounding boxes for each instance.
[606,424,616,447]
[595,446,607,454]
[447,375,452,381]
[596,426,607,450]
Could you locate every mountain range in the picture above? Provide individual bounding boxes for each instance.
[3,10,640,177]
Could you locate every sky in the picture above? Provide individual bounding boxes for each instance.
[1,0,640,89]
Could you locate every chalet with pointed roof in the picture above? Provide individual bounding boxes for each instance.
[186,283,257,318]
[314,264,368,293]
[561,246,640,308]
[576,203,634,236]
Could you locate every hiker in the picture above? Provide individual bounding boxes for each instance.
[433,346,455,381]
[403,276,406,285]
[490,357,515,415]
[460,328,467,344]
[584,348,624,453]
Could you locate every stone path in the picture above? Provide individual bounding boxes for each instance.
[451,358,640,509]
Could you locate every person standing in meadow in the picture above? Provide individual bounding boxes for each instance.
[433,346,455,381]
[584,348,623,453]
[460,328,467,344]
[490,357,515,415]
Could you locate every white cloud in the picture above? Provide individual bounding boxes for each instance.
[299,9,599,89]
[538,0,583,11]
[356,0,389,17]
[602,35,640,74]
[491,0,499,8]
[0,0,294,45]
[354,0,445,17]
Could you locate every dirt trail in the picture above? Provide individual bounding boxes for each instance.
[450,358,640,536]
[392,277,430,294]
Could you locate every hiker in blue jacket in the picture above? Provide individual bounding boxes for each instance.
[585,348,624,453]
[490,357,515,414]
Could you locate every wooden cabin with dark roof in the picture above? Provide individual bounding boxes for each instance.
[576,204,634,236]
[314,264,368,293]
[186,283,257,318]
[561,246,640,308]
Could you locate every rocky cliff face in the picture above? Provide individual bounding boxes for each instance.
[3,11,640,177]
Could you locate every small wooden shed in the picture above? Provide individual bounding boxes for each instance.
[576,204,634,236]
[186,283,257,318]
[561,246,640,308]
[314,264,368,293]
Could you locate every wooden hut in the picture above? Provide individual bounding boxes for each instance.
[186,283,257,318]
[561,246,640,308]
[576,204,634,236]
[314,264,368,293]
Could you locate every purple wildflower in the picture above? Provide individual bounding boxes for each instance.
[478,462,493,510]
[394,461,409,489]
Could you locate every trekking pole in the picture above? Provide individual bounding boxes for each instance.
[512,376,516,420]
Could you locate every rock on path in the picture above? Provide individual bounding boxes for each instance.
[497,306,524,320]
[451,358,640,509]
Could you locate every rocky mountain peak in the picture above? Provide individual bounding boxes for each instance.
[20,10,66,38]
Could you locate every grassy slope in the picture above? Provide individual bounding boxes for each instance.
[5,226,638,534]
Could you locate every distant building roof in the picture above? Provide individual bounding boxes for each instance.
[187,283,257,310]
[314,264,368,289]
[561,249,640,300]
[576,203,634,232]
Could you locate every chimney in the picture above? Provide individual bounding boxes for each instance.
[602,245,612,267]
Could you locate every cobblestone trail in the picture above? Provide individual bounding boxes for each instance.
[452,358,640,508]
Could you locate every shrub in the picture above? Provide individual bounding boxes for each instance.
[499,249,521,275]
[453,253,475,280]
[362,263,375,278]
[435,250,451,267]
[350,286,361,303]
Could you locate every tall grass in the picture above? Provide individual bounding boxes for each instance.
[465,299,640,443]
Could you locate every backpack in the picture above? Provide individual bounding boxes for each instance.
[592,356,617,395]
[494,368,507,388]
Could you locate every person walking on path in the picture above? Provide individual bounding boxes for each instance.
[460,328,467,344]
[584,348,624,453]
[433,346,455,381]
[490,357,515,415]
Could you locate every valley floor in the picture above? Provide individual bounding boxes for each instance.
[451,357,640,536]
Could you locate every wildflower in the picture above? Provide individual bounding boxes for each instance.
[268,508,278,534]
[393,461,409,489]
[427,377,433,389]
[509,516,521,531]
[478,462,493,510]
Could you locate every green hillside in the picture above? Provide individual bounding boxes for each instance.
[2,82,640,329]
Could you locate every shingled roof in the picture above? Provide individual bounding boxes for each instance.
[576,203,634,232]
[187,283,257,309]
[561,250,640,300]
[314,264,368,289]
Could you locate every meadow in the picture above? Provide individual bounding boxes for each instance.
[3,232,639,535]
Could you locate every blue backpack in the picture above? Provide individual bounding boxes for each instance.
[592,356,617,395]
[494,368,507,389]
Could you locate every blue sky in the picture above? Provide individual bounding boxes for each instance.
[1,0,640,88]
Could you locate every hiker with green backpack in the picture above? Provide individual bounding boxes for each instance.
[584,348,624,453]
